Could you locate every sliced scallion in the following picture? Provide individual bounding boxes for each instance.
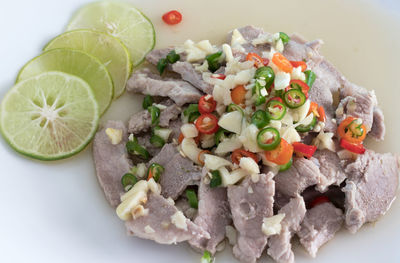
[166,50,180,64]
[201,251,213,263]
[148,105,161,125]
[210,170,222,188]
[126,140,150,160]
[157,58,168,75]
[186,189,198,209]
[142,95,153,110]
[150,134,165,148]
[206,51,223,72]
[147,163,164,182]
[121,173,138,192]
[304,70,317,87]
[279,32,290,45]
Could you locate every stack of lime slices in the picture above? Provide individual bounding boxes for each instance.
[0,1,155,160]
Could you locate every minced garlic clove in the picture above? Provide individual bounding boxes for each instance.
[105,128,123,145]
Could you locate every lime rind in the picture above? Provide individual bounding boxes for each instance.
[66,1,155,66]
[0,71,99,161]
[16,48,114,115]
[44,29,132,98]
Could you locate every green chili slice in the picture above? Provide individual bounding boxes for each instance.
[147,163,164,182]
[266,100,287,120]
[251,110,269,129]
[257,127,281,151]
[126,140,150,160]
[150,134,165,148]
[142,95,153,110]
[274,89,284,98]
[304,70,317,87]
[148,106,161,125]
[183,104,200,122]
[157,58,168,75]
[254,66,275,88]
[295,116,317,133]
[186,189,198,209]
[279,32,290,45]
[346,119,365,137]
[210,170,222,188]
[166,50,180,64]
[201,251,213,263]
[121,173,138,192]
[279,158,293,172]
[215,129,226,146]
[283,89,306,109]
[206,51,223,73]
[226,103,244,115]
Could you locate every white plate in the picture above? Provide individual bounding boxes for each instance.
[1,0,400,262]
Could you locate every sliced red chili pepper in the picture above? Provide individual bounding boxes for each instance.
[264,138,294,165]
[272,53,293,73]
[246,52,264,68]
[290,61,307,71]
[178,132,184,144]
[198,95,217,114]
[231,85,247,105]
[338,117,367,144]
[195,113,219,134]
[310,196,330,208]
[231,149,259,165]
[292,142,317,159]
[211,73,226,80]
[340,138,366,154]
[285,80,310,98]
[198,150,211,166]
[162,10,182,25]
[262,58,270,66]
[267,96,283,104]
[317,106,326,122]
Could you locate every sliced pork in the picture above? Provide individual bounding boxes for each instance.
[267,195,306,263]
[228,173,275,263]
[343,150,399,233]
[297,202,343,257]
[147,144,202,200]
[126,68,202,106]
[190,169,232,254]
[125,192,209,244]
[312,150,346,188]
[93,120,132,207]
[171,61,213,94]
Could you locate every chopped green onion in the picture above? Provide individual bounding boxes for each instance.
[283,89,306,109]
[148,106,161,125]
[121,173,138,192]
[295,116,317,133]
[257,127,281,151]
[166,50,180,64]
[254,66,275,88]
[206,51,223,72]
[266,100,287,120]
[226,103,244,115]
[186,189,198,209]
[215,129,226,146]
[183,104,200,122]
[150,134,165,148]
[255,95,266,106]
[279,32,290,45]
[201,251,213,263]
[210,170,222,188]
[304,70,317,87]
[157,58,168,75]
[126,140,150,160]
[147,163,164,182]
[251,110,270,128]
[279,158,293,172]
[142,95,153,110]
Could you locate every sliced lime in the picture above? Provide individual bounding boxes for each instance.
[66,1,155,66]
[16,48,113,115]
[44,29,131,98]
[0,71,99,160]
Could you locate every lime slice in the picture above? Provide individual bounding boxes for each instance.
[0,71,99,160]
[44,29,131,98]
[16,48,113,115]
[66,1,155,66]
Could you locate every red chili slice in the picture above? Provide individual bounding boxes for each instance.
[211,73,226,80]
[310,196,330,208]
[292,142,317,159]
[198,95,217,114]
[162,10,182,25]
[246,52,264,68]
[267,96,283,104]
[290,61,307,71]
[340,138,366,154]
[285,79,310,98]
[231,149,259,165]
[195,114,219,134]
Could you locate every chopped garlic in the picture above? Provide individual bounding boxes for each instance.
[204,154,232,170]
[291,99,311,122]
[239,157,260,174]
[144,225,155,234]
[201,134,216,148]
[262,214,285,236]
[105,128,123,145]
[312,131,335,152]
[274,71,291,90]
[222,44,234,63]
[252,33,273,46]
[152,103,167,110]
[280,126,301,144]
[218,111,243,134]
[117,180,149,220]
[231,29,247,50]
[239,124,264,153]
[234,69,256,85]
[275,38,284,53]
[213,83,232,106]
[291,66,306,81]
[171,211,188,231]
[154,128,172,141]
[251,173,260,183]
[166,197,175,205]
[181,123,198,138]
[195,60,209,72]
[131,205,149,219]
[135,163,147,178]
[215,135,243,154]
[183,39,217,62]
[221,168,247,186]
[148,178,161,195]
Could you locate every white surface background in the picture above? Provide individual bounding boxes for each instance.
[1,0,400,262]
